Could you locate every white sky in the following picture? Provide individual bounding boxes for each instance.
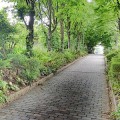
[87,0,92,2]
[0,1,32,25]
[0,1,14,10]
[94,45,104,54]
[0,1,17,24]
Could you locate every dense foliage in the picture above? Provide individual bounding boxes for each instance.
[106,50,120,119]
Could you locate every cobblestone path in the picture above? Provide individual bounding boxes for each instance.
[0,55,110,120]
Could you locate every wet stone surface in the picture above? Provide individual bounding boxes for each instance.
[0,55,110,120]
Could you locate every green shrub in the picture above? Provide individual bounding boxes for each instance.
[33,50,87,75]
[8,54,28,69]
[109,55,120,81]
[0,90,7,103]
[111,62,120,73]
[107,52,120,95]
[106,50,118,62]
[105,50,120,119]
[7,54,41,83]
[0,59,11,69]
[0,80,8,103]
[64,50,75,63]
[39,64,49,76]
[80,50,87,56]
[47,52,66,72]
[112,102,120,119]
[21,58,40,83]
[33,50,52,64]
[5,50,86,84]
[0,80,8,92]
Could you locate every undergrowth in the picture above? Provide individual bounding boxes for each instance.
[0,50,87,103]
[106,50,120,119]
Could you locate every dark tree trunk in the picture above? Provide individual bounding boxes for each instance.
[118,18,120,31]
[26,2,35,57]
[116,17,120,49]
[39,0,58,51]
[48,28,52,51]
[60,19,64,52]
[116,0,120,49]
[76,32,80,51]
[67,16,71,49]
[47,0,52,51]
[82,32,85,47]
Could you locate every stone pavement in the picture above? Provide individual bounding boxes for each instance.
[0,55,110,120]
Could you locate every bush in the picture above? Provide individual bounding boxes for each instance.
[7,54,41,83]
[106,50,118,62]
[34,50,87,74]
[21,58,40,83]
[106,51,120,119]
[109,54,120,81]
[33,50,51,64]
[0,80,8,92]
[112,102,120,119]
[106,51,120,90]
[47,52,65,72]
[8,54,28,69]
[0,59,11,69]
[0,90,7,103]
[111,62,120,73]
[64,50,75,63]
[0,80,8,103]
[39,64,49,76]
[4,50,87,84]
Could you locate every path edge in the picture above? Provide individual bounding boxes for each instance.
[0,55,86,109]
[104,57,117,114]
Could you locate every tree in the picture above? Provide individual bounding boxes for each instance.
[37,0,58,51]
[0,10,15,58]
[83,0,119,52]
[94,0,120,49]
[8,0,36,57]
[58,3,65,52]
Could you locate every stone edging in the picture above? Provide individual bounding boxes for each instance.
[108,81,117,112]
[104,57,117,113]
[0,55,86,109]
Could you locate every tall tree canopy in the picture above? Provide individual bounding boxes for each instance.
[2,0,120,54]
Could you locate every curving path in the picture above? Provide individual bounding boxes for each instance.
[0,55,110,120]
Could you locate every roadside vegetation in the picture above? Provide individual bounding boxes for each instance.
[0,0,120,112]
[106,50,120,119]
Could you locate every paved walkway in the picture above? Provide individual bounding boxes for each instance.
[0,55,110,120]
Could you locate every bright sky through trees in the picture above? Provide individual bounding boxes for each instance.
[0,1,13,10]
[0,1,17,24]
[87,0,92,2]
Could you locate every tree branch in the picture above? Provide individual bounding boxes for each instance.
[22,17,29,29]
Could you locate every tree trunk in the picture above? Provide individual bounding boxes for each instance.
[115,17,120,49]
[76,32,80,51]
[60,20,64,52]
[26,2,35,57]
[118,18,120,31]
[67,16,71,49]
[48,27,52,51]
[82,32,85,48]
[47,0,52,51]
[116,1,120,49]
